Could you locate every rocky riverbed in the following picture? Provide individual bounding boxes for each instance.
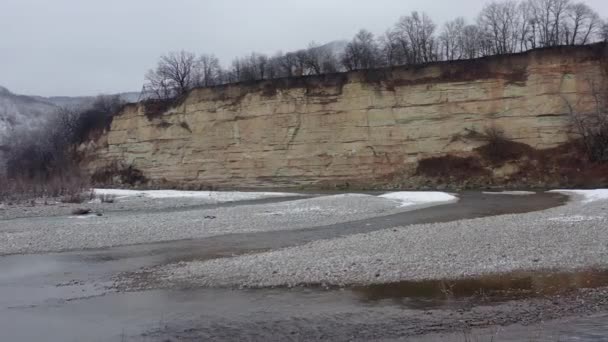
[2,189,608,341]
[120,191,608,290]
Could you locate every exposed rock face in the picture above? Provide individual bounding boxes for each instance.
[84,44,608,189]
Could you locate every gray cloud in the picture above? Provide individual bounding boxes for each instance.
[1,0,606,96]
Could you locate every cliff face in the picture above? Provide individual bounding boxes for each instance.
[84,44,608,189]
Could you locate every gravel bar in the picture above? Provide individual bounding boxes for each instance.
[148,192,608,288]
[0,193,441,255]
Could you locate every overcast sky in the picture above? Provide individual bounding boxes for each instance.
[1,0,607,97]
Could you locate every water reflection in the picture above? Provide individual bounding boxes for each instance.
[351,269,608,309]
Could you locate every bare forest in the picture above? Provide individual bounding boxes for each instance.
[143,0,608,99]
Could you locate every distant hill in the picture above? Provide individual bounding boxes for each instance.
[30,92,141,108]
[322,40,348,56]
[0,86,58,144]
[0,86,140,145]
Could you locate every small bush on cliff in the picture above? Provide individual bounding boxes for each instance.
[563,84,608,162]
[475,126,534,164]
[142,98,179,120]
[71,95,124,143]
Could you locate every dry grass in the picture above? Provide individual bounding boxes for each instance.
[97,193,116,203]
[0,171,92,204]
[91,161,147,186]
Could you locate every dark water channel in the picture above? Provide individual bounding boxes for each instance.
[353,269,608,309]
[2,191,608,341]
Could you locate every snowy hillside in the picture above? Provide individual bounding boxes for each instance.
[0,86,140,146]
[0,86,58,144]
[30,92,141,108]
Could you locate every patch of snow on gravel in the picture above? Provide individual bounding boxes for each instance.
[550,189,608,203]
[93,189,299,201]
[68,214,99,219]
[378,192,458,207]
[548,215,604,222]
[258,206,323,216]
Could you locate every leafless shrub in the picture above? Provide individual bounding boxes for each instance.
[457,125,534,164]
[142,98,179,120]
[563,83,608,162]
[61,191,91,204]
[483,125,506,143]
[0,165,91,204]
[98,193,116,203]
[0,95,121,203]
[91,161,147,186]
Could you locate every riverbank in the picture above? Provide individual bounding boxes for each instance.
[2,189,606,341]
[135,191,608,289]
[0,191,457,255]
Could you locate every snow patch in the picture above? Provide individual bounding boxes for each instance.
[378,192,458,207]
[93,189,299,202]
[69,214,98,219]
[255,194,371,216]
[550,189,608,203]
[548,215,604,223]
[259,206,324,216]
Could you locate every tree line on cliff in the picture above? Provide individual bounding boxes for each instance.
[144,0,608,99]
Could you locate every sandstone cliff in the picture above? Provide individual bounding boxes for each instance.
[83,44,608,189]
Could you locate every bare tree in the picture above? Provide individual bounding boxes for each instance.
[266,53,285,79]
[564,2,601,45]
[229,53,271,82]
[563,82,608,161]
[394,12,437,64]
[304,42,339,75]
[379,30,408,66]
[197,54,222,87]
[478,1,521,55]
[439,18,466,60]
[144,51,199,99]
[526,0,571,47]
[460,25,487,59]
[340,30,382,71]
[254,53,269,80]
[517,1,536,50]
[141,0,605,93]
[294,50,310,75]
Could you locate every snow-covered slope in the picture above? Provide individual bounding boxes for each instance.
[30,91,141,108]
[0,86,140,145]
[0,86,58,144]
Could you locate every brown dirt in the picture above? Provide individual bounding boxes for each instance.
[416,155,491,182]
[414,139,608,189]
